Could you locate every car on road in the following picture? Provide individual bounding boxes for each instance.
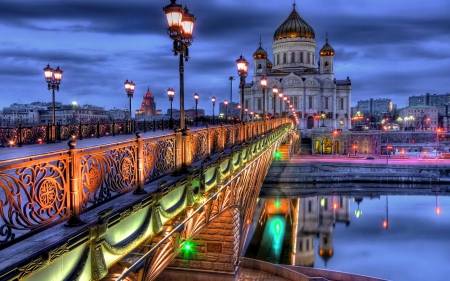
[365,156,375,160]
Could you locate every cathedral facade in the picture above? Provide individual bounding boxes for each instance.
[244,4,352,130]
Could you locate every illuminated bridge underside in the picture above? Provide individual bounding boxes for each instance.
[2,124,294,281]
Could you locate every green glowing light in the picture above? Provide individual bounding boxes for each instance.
[275,151,281,159]
[183,241,194,252]
[355,210,362,218]
[275,199,280,208]
[274,221,281,235]
[320,198,325,206]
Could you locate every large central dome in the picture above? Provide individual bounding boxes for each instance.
[273,4,315,41]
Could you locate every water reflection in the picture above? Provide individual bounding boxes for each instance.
[245,191,450,281]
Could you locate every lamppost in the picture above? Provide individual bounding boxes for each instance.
[167,88,175,129]
[321,113,326,127]
[260,76,267,121]
[250,111,254,122]
[211,96,216,125]
[245,108,248,122]
[436,128,441,165]
[278,92,283,118]
[194,93,199,126]
[353,144,358,156]
[43,64,63,126]
[224,100,228,124]
[163,0,196,131]
[283,96,288,116]
[332,130,339,157]
[236,55,249,122]
[124,79,135,120]
[272,86,278,118]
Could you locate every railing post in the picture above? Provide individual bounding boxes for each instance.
[174,129,183,174]
[134,131,147,194]
[96,121,100,138]
[182,128,192,172]
[18,124,22,147]
[79,121,83,140]
[66,139,84,226]
[57,122,61,142]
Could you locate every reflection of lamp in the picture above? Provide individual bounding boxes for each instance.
[382,195,389,229]
[354,197,363,218]
[436,195,441,215]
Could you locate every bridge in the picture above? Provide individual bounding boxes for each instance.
[0,118,298,281]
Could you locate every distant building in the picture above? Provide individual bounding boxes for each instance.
[107,108,128,121]
[399,105,438,130]
[140,87,156,116]
[356,98,392,117]
[219,101,240,120]
[408,93,450,117]
[1,103,45,126]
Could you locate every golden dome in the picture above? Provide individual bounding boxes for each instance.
[253,44,267,59]
[320,39,335,56]
[274,4,315,41]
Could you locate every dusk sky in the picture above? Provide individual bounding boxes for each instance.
[0,0,449,115]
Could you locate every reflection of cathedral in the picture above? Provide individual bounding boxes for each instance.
[248,196,350,267]
[294,196,350,267]
[245,4,352,130]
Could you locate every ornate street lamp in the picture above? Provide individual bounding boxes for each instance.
[260,76,267,120]
[194,93,199,126]
[283,96,288,116]
[224,100,229,124]
[245,108,248,122]
[250,111,254,122]
[43,64,63,126]
[163,0,196,131]
[321,113,326,127]
[124,79,135,120]
[236,55,249,122]
[211,96,216,124]
[167,88,175,129]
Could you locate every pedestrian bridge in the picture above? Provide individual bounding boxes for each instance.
[0,119,298,281]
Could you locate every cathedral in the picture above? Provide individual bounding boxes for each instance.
[141,87,156,116]
[244,4,352,130]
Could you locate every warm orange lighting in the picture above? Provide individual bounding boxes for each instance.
[436,207,441,215]
[382,220,388,228]
[332,202,338,210]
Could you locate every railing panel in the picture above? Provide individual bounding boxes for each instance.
[20,126,47,145]
[210,128,222,154]
[142,135,176,182]
[0,153,70,247]
[78,142,138,210]
[225,127,233,149]
[190,129,209,163]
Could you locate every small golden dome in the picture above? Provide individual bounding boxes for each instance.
[253,44,267,59]
[320,39,335,56]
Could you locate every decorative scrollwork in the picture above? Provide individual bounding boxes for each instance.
[0,160,69,245]
[191,131,208,163]
[80,144,137,209]
[143,137,175,182]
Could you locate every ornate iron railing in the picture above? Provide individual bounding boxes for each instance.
[0,118,291,249]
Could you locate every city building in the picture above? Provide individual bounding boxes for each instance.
[399,105,439,130]
[219,101,240,121]
[140,87,157,116]
[408,93,450,117]
[1,103,46,126]
[356,98,392,117]
[244,4,352,130]
[107,108,129,121]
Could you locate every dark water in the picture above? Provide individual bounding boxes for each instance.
[244,193,450,281]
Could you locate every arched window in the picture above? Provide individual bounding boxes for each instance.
[340,97,344,110]
[325,97,329,109]
[257,98,262,110]
[257,63,262,73]
[322,138,332,154]
[294,96,298,108]
[315,139,320,152]
[340,118,344,125]
[276,53,280,65]
[300,52,303,63]
[309,96,313,109]
[313,54,315,65]
[283,53,287,64]
[291,52,296,63]
[307,52,311,64]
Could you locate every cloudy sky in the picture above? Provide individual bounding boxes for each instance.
[0,0,449,115]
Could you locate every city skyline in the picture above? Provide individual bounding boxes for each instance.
[0,0,449,115]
